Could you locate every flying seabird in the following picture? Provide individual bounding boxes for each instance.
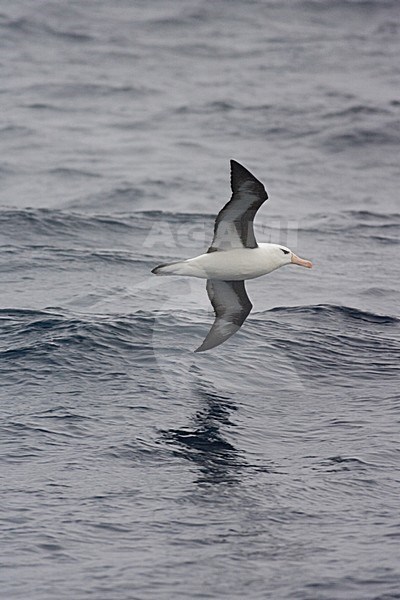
[152,160,312,352]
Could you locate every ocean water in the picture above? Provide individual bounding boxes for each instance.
[1,1,400,598]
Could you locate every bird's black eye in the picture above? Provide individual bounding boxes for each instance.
[281,248,289,255]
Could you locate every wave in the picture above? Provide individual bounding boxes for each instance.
[267,303,399,324]
[0,15,94,43]
[252,304,400,383]
[291,210,400,238]
[16,82,148,101]
[1,204,398,250]
[0,304,397,382]
[0,309,157,382]
[301,0,399,9]
[323,105,390,119]
[0,208,143,239]
[2,303,396,334]
[0,207,212,247]
[1,206,398,227]
[323,121,400,151]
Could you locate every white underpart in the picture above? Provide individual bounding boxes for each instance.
[157,243,290,281]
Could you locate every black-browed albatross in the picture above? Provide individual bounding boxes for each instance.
[152,160,312,352]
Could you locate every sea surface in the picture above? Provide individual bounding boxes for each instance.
[1,1,399,599]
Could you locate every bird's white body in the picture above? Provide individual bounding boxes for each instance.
[157,243,291,281]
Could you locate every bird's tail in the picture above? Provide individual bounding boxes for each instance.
[151,261,188,276]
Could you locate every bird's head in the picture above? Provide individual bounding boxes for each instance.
[272,244,313,269]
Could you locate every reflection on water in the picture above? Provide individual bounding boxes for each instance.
[161,371,244,486]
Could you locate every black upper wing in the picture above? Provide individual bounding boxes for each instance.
[207,160,268,252]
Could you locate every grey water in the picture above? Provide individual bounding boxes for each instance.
[1,1,400,598]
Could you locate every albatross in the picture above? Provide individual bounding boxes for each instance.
[152,160,312,352]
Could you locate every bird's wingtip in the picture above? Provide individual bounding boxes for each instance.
[194,338,216,352]
[194,344,206,353]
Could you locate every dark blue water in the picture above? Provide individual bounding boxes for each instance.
[1,1,400,598]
